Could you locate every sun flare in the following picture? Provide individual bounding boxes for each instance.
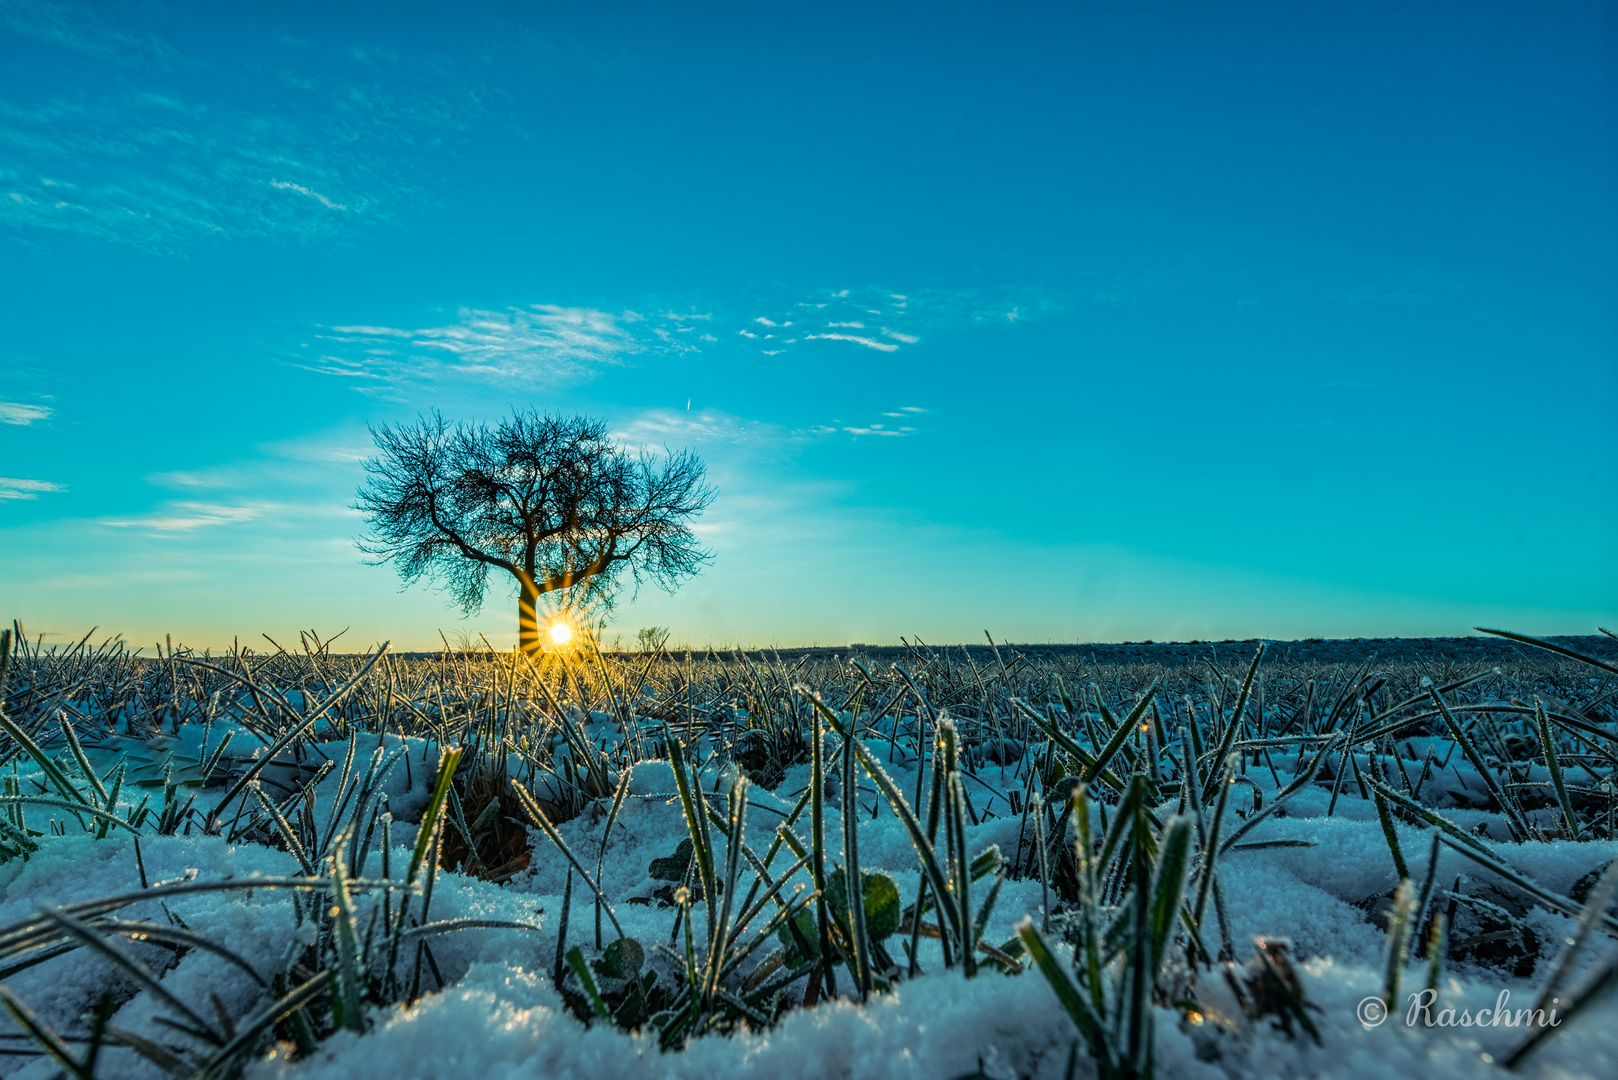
[549,622,572,645]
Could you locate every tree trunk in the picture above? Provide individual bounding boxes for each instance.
[517,578,541,655]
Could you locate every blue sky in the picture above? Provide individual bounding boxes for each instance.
[2,0,1614,650]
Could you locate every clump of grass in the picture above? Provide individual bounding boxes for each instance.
[0,744,542,1078]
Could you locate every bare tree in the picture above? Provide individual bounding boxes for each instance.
[355,410,715,654]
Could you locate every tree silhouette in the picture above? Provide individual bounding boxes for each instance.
[355,410,714,653]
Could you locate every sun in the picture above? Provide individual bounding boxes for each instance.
[549,622,572,645]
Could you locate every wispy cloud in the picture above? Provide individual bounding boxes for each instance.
[262,434,372,465]
[731,283,1053,360]
[314,305,660,386]
[0,3,485,252]
[146,469,236,490]
[805,333,899,352]
[0,401,51,425]
[269,180,349,211]
[0,476,64,500]
[836,404,925,439]
[143,431,371,495]
[617,405,924,452]
[311,278,1045,388]
[307,304,737,391]
[616,409,827,451]
[102,501,264,531]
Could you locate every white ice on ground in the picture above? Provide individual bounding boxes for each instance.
[0,714,1614,1079]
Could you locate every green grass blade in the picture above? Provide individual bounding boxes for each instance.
[96,761,127,841]
[252,784,316,876]
[1361,775,1496,858]
[1373,791,1410,879]
[97,919,267,987]
[708,777,750,1001]
[1428,687,1528,841]
[950,771,976,977]
[805,691,966,960]
[1192,755,1236,930]
[1013,698,1124,795]
[0,986,90,1079]
[1434,835,1618,936]
[1018,919,1114,1068]
[1218,733,1342,853]
[1094,775,1146,883]
[664,725,719,959]
[0,797,137,834]
[1088,679,1161,787]
[329,827,365,1033]
[408,747,463,884]
[1503,951,1618,1070]
[0,709,90,808]
[1535,700,1580,840]
[566,945,612,1018]
[1382,878,1416,1009]
[808,697,831,981]
[200,729,235,786]
[1525,858,1618,1020]
[203,643,392,822]
[1475,627,1618,677]
[595,770,633,949]
[397,918,544,942]
[842,729,872,996]
[43,908,219,1046]
[196,971,332,1080]
[60,717,107,807]
[1204,644,1264,795]
[1149,815,1194,968]
[509,778,626,940]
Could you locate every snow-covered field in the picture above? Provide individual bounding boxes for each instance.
[0,629,1614,1079]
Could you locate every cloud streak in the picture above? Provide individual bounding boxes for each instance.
[615,408,826,451]
[616,404,925,452]
[310,276,1046,390]
[0,401,51,425]
[269,180,349,211]
[317,304,660,386]
[101,501,264,531]
[730,282,1052,360]
[0,476,64,500]
[805,332,898,352]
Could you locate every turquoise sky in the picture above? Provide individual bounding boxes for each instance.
[2,1,1614,651]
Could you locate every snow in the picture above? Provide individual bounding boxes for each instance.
[1,702,1616,1079]
[252,955,1618,1080]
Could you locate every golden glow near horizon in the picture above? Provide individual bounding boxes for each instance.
[550,622,572,645]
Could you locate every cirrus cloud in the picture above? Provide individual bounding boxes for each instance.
[101,501,264,531]
[0,401,52,425]
[0,476,63,500]
[306,304,714,391]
